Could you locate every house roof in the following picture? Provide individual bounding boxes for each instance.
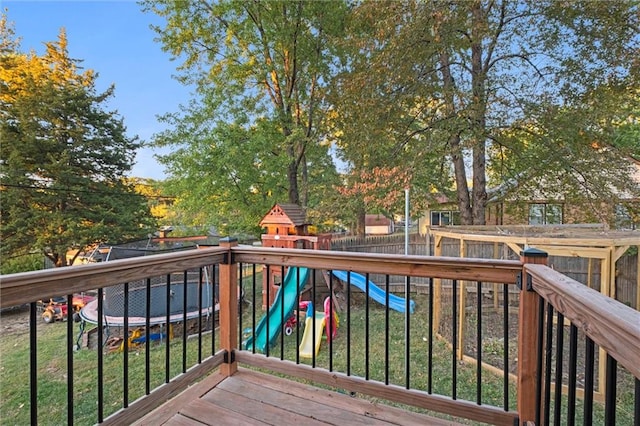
[259,203,309,227]
[365,214,393,227]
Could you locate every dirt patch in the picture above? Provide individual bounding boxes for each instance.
[0,305,31,337]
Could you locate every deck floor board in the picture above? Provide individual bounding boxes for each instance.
[135,368,460,426]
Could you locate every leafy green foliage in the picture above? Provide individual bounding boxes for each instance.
[0,24,155,266]
[331,0,639,226]
[142,0,347,230]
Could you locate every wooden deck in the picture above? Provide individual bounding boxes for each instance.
[134,368,461,425]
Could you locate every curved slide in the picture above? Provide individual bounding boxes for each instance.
[331,270,415,314]
[244,267,310,353]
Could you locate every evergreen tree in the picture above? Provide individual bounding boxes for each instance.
[0,22,155,267]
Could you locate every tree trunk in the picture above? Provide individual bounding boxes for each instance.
[451,134,473,225]
[287,158,300,205]
[470,0,487,225]
[356,205,366,236]
[438,46,473,225]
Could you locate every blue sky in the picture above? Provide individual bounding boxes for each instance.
[4,1,189,180]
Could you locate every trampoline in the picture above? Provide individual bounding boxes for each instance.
[79,280,217,327]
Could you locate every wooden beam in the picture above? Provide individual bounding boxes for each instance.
[517,249,548,425]
[613,245,630,262]
[219,238,239,377]
[530,245,609,259]
[0,248,227,309]
[233,248,521,284]
[506,242,523,257]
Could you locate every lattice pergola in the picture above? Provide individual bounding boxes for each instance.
[428,224,639,306]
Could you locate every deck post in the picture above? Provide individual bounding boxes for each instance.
[219,237,239,377]
[517,247,547,425]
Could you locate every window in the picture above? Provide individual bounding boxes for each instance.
[528,203,563,225]
[615,204,638,229]
[430,210,461,226]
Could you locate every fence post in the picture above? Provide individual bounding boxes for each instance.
[517,247,548,425]
[219,237,238,377]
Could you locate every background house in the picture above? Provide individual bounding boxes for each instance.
[365,214,394,235]
[418,161,640,233]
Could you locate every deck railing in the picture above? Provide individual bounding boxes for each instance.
[1,241,638,425]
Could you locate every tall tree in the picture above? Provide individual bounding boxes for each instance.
[333,1,639,225]
[0,23,155,267]
[142,0,347,228]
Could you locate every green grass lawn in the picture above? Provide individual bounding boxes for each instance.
[0,318,219,425]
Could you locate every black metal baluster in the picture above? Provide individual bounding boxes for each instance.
[280,265,285,361]
[265,265,270,358]
[145,278,151,395]
[535,297,545,426]
[238,263,243,349]
[165,274,171,383]
[583,337,595,425]
[97,288,104,423]
[554,312,565,426]
[365,272,370,380]
[123,283,129,408]
[567,324,578,426]
[67,293,74,425]
[428,277,434,394]
[295,266,301,365]
[544,303,554,426]
[476,281,482,405]
[604,354,617,426]
[198,269,205,364]
[311,268,317,368]
[329,271,334,372]
[30,301,37,425]
[347,271,351,376]
[503,283,510,411]
[251,264,257,355]
[452,279,458,399]
[634,378,639,426]
[405,275,411,390]
[182,272,188,372]
[212,265,217,355]
[385,274,390,386]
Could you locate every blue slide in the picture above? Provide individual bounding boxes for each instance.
[244,267,310,353]
[331,270,415,314]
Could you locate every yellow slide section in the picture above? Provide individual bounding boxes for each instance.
[299,313,325,359]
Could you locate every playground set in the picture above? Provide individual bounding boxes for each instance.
[243,203,415,357]
[73,203,414,356]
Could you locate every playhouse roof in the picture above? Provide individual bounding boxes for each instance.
[259,203,309,227]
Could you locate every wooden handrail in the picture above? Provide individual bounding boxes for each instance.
[233,246,522,283]
[0,247,227,309]
[526,263,640,380]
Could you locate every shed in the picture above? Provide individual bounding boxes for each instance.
[365,214,394,235]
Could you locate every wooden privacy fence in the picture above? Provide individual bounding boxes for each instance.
[332,231,639,309]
